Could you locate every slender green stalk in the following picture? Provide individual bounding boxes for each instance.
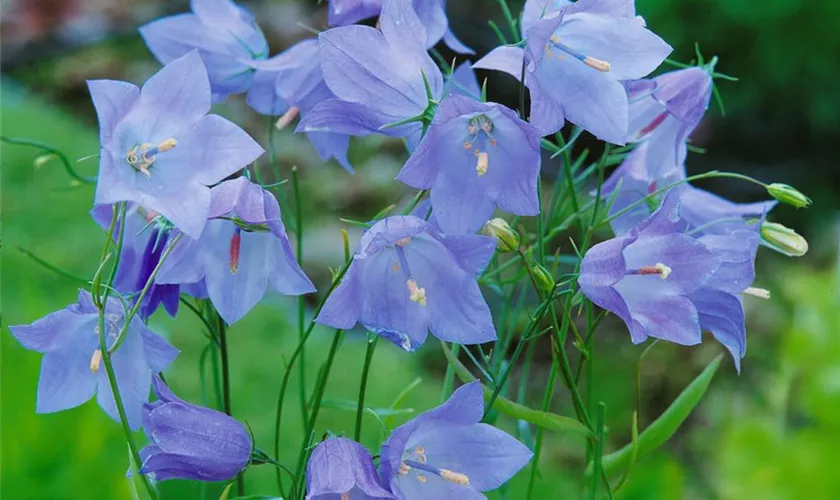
[1,134,97,183]
[441,343,462,402]
[215,312,244,496]
[589,402,607,500]
[496,0,520,42]
[526,362,558,499]
[354,334,379,441]
[294,329,345,488]
[92,203,159,500]
[292,166,308,430]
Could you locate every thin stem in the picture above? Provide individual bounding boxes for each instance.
[589,403,607,500]
[496,0,520,42]
[292,166,308,430]
[526,362,558,499]
[217,312,245,496]
[354,334,379,441]
[1,135,97,183]
[441,343,462,402]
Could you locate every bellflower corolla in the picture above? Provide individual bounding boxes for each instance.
[9,290,179,429]
[91,204,181,320]
[380,381,532,499]
[625,67,713,178]
[579,190,765,370]
[398,95,541,234]
[139,0,268,102]
[90,51,264,239]
[139,375,252,481]
[327,0,473,54]
[475,0,671,142]
[306,437,394,500]
[297,0,444,149]
[156,177,315,324]
[446,62,481,100]
[315,216,497,351]
[247,38,354,172]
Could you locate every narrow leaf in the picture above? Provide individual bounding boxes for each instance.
[591,353,724,476]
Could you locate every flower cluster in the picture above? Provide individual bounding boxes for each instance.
[8,0,812,498]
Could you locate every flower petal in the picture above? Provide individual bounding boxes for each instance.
[473,46,525,81]
[87,79,140,145]
[137,51,211,124]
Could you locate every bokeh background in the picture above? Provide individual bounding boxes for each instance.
[2,0,839,498]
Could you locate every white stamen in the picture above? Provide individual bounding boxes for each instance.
[475,151,489,177]
[407,279,427,306]
[654,262,672,280]
[90,349,103,373]
[275,106,300,130]
[440,469,470,485]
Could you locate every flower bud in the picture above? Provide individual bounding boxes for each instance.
[481,218,519,252]
[531,262,555,293]
[767,183,811,209]
[760,222,808,257]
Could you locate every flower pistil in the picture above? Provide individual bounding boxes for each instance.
[125,138,177,177]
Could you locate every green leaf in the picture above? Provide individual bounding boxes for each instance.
[440,341,591,436]
[592,354,724,476]
[218,483,234,500]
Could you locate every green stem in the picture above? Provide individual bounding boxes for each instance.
[93,203,159,500]
[354,334,379,441]
[526,362,558,499]
[496,0,520,42]
[589,403,607,500]
[216,312,245,496]
[292,166,308,430]
[1,134,97,183]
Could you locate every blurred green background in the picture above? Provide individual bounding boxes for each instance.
[2,0,839,499]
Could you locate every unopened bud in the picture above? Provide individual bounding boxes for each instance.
[531,262,555,293]
[760,222,808,257]
[481,218,519,252]
[767,183,811,209]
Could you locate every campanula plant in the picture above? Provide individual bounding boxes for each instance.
[4,0,816,498]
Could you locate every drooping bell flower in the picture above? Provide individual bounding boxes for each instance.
[9,290,179,429]
[89,51,264,239]
[446,61,481,100]
[139,375,252,482]
[91,204,182,320]
[306,437,394,499]
[247,38,354,172]
[475,0,671,141]
[675,184,777,236]
[156,177,315,324]
[625,67,714,179]
[379,381,532,498]
[139,0,269,102]
[397,95,541,234]
[327,0,473,54]
[579,190,767,370]
[315,216,497,351]
[297,0,444,149]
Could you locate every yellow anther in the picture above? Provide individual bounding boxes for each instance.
[440,469,470,485]
[399,463,412,475]
[395,237,412,247]
[90,349,103,374]
[417,475,427,483]
[407,279,427,307]
[583,56,611,72]
[463,141,472,150]
[489,138,497,147]
[743,287,771,299]
[654,263,672,280]
[476,151,489,177]
[275,106,300,130]
[157,138,177,152]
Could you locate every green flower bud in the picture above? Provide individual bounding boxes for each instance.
[760,222,808,257]
[481,218,520,253]
[767,183,811,209]
[531,262,555,293]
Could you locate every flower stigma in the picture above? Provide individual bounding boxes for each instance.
[125,138,177,177]
[229,228,242,274]
[407,279,427,306]
[547,35,611,72]
[632,262,672,279]
[465,115,497,177]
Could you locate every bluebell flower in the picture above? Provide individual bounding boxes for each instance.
[625,67,713,179]
[139,0,269,102]
[139,375,252,481]
[327,0,473,54]
[380,381,532,498]
[316,216,497,350]
[9,290,179,429]
[306,437,394,499]
[475,0,671,141]
[579,190,766,370]
[398,95,542,234]
[247,38,354,172]
[156,177,315,324]
[89,51,264,238]
[297,0,444,149]
[91,204,182,320]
